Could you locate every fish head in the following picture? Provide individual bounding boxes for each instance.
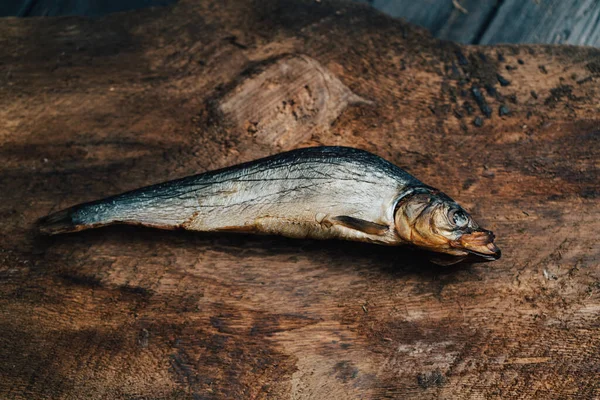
[394,189,501,261]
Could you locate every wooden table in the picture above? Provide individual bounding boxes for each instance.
[0,0,598,398]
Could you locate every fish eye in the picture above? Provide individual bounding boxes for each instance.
[448,209,469,228]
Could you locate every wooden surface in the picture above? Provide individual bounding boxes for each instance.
[359,0,600,47]
[4,0,600,47]
[480,0,600,46]
[0,0,599,398]
[4,0,600,48]
[358,0,501,44]
[0,0,176,17]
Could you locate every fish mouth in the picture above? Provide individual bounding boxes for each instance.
[454,229,501,261]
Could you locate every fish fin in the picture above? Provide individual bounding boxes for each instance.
[429,255,466,266]
[331,216,389,236]
[37,207,85,235]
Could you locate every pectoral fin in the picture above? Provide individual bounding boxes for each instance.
[331,216,389,236]
[429,254,466,266]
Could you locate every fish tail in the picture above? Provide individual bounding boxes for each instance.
[38,184,196,235]
[37,206,87,235]
[38,201,113,235]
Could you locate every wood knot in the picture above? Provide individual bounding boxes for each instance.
[215,54,371,148]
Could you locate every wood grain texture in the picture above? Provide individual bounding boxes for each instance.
[0,0,599,398]
[217,55,370,148]
[479,0,600,46]
[358,0,501,44]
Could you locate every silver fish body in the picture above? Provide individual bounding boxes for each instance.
[39,147,501,261]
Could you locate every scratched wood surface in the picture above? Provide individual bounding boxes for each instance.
[358,0,600,47]
[0,0,177,17]
[357,0,501,44]
[479,0,600,46]
[0,0,599,398]
[5,0,600,47]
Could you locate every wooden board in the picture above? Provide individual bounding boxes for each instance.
[359,0,600,47]
[480,0,600,47]
[0,0,176,17]
[0,0,599,398]
[357,0,500,44]
[6,0,600,47]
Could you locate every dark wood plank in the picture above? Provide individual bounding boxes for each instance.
[0,0,24,16]
[480,0,600,46]
[358,0,501,43]
[0,0,176,17]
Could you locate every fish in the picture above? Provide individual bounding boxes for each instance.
[38,146,501,263]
